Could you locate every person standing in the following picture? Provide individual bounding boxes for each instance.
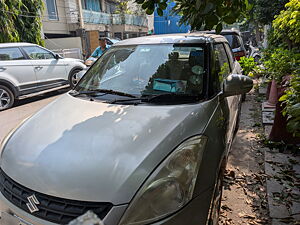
[91,37,110,58]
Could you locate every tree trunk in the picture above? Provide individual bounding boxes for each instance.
[255,23,261,44]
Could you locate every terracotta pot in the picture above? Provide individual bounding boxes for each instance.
[269,76,300,144]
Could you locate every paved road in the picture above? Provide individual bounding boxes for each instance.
[0,89,68,144]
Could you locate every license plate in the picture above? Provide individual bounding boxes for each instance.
[0,212,32,225]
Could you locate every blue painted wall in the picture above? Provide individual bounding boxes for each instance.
[154,1,191,34]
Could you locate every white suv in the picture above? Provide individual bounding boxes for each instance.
[0,43,86,110]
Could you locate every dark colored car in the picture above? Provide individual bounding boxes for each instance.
[201,30,247,61]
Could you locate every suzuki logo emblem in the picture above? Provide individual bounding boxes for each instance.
[26,195,40,213]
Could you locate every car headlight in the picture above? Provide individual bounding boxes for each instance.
[119,135,208,225]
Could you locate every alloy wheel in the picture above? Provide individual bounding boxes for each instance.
[71,73,79,86]
[0,88,11,110]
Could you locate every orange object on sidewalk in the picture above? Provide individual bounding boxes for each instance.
[264,79,278,108]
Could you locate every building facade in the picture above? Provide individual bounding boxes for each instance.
[42,0,150,56]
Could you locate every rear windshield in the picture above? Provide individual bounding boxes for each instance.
[224,34,241,49]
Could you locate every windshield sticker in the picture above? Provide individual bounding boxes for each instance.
[153,79,187,93]
[191,65,204,75]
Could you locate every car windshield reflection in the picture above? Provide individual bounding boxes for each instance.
[75,44,207,103]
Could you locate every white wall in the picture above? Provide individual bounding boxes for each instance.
[42,0,78,35]
[44,37,82,50]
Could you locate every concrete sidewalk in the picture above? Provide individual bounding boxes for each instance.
[264,149,300,224]
[258,79,300,224]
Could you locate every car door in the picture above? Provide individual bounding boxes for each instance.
[214,43,239,146]
[22,46,68,88]
[0,47,36,89]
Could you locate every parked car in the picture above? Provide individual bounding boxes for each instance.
[202,30,247,61]
[0,34,252,225]
[0,43,86,110]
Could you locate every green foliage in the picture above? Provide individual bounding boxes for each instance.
[272,0,300,48]
[262,48,300,82]
[115,0,133,14]
[135,0,252,32]
[239,56,256,76]
[254,0,289,25]
[0,0,44,45]
[279,74,300,137]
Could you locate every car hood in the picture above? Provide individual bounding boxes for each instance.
[0,94,215,204]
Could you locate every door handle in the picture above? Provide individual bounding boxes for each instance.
[34,66,43,70]
[0,66,6,71]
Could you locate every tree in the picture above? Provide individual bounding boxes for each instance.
[0,0,44,45]
[272,0,300,49]
[254,0,289,25]
[135,0,252,32]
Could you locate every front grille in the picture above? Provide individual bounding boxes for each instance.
[0,169,113,224]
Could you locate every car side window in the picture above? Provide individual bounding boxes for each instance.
[0,48,25,61]
[23,46,55,60]
[214,44,231,78]
[224,43,235,68]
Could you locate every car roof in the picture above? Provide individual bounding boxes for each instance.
[114,33,228,46]
[200,29,241,35]
[0,42,37,48]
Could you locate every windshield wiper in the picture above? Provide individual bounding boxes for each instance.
[71,89,136,98]
[109,93,201,104]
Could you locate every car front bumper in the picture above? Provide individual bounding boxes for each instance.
[0,188,212,225]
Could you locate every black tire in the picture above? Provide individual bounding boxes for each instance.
[207,171,224,225]
[69,68,83,88]
[242,93,246,102]
[0,85,15,111]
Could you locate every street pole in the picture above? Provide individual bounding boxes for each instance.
[77,0,84,29]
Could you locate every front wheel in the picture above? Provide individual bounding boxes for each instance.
[69,68,83,88]
[0,85,15,111]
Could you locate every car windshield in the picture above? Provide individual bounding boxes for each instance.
[224,34,241,49]
[75,44,207,101]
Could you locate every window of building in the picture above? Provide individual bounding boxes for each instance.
[0,48,25,61]
[106,1,117,13]
[46,0,58,20]
[81,0,102,12]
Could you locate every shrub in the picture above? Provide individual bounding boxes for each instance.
[239,56,257,76]
[279,73,300,137]
[263,48,300,82]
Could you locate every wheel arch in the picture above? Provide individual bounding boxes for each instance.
[0,79,19,98]
[68,66,84,78]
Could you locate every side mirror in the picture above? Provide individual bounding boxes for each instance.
[223,74,253,97]
[54,54,61,60]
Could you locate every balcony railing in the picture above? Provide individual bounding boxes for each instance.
[83,10,111,25]
[84,10,148,27]
[125,14,148,27]
[112,14,147,27]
